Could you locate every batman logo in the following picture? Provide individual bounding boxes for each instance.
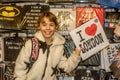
[0,6,20,17]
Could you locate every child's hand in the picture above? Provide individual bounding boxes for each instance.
[74,47,83,56]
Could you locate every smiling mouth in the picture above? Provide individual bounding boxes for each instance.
[44,31,52,35]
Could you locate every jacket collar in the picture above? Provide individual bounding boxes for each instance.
[34,31,65,45]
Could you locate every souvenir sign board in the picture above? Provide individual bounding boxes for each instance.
[70,17,109,60]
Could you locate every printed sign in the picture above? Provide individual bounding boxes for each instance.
[0,5,49,29]
[70,17,109,60]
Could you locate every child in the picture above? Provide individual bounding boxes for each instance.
[14,11,82,80]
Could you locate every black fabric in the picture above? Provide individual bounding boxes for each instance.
[39,40,47,54]
[4,37,24,61]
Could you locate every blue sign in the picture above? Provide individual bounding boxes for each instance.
[98,0,120,8]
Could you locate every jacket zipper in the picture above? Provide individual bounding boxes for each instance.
[41,45,51,80]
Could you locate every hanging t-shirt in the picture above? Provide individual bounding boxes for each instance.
[4,37,24,62]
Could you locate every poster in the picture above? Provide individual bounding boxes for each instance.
[76,7,104,27]
[0,5,49,29]
[70,17,109,60]
[50,8,76,35]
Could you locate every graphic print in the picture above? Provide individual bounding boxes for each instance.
[76,7,104,27]
[50,8,76,35]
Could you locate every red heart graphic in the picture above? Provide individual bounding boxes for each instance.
[85,24,97,36]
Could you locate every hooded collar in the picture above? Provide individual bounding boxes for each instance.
[34,31,65,45]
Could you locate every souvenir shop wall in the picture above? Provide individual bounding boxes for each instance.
[0,0,120,80]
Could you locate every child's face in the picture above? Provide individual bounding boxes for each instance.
[39,17,56,39]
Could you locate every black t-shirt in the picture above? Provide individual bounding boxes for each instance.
[4,37,24,61]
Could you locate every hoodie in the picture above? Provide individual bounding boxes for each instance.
[14,31,81,80]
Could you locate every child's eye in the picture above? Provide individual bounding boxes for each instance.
[41,23,47,26]
[50,24,55,27]
[40,22,55,27]
[43,23,46,26]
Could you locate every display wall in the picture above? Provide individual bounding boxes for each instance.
[0,0,120,80]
